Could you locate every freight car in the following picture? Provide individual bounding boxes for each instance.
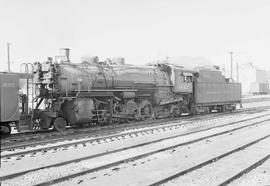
[0,72,33,135]
[0,49,242,136]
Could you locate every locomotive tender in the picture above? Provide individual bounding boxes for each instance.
[0,49,241,135]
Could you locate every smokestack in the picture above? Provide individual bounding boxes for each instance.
[59,48,70,63]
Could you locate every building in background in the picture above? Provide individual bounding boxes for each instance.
[239,63,269,95]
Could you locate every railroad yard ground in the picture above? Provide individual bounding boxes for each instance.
[1,95,270,186]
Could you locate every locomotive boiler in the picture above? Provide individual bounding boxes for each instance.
[32,49,195,131]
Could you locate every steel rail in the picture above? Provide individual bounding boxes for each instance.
[2,117,269,185]
[218,154,270,186]
[148,135,270,186]
[1,111,226,149]
[2,105,268,148]
[2,112,269,160]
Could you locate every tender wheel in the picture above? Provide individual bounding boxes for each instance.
[53,117,67,132]
[1,123,11,137]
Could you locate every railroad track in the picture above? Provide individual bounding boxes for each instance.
[2,111,270,186]
[0,117,199,151]
[0,113,225,151]
[1,109,267,159]
[0,112,217,146]
[224,154,270,186]
[218,154,270,186]
[149,135,270,186]
[2,106,268,153]
[0,112,243,152]
[2,105,269,147]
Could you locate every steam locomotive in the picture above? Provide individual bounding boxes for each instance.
[0,49,241,135]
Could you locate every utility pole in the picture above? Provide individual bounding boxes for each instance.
[236,62,239,82]
[7,42,11,72]
[229,51,233,81]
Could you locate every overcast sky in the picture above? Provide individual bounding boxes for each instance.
[0,0,270,72]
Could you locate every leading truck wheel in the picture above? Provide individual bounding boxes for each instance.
[53,117,67,133]
[1,123,11,137]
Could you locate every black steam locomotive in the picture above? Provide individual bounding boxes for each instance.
[0,49,241,135]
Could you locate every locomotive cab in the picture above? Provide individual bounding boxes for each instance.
[172,70,194,93]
